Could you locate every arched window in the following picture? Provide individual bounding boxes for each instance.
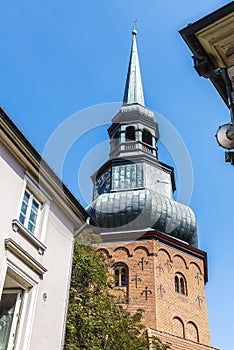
[175,275,179,293]
[114,264,128,287]
[142,129,152,146]
[175,273,187,295]
[125,126,135,141]
[180,277,185,295]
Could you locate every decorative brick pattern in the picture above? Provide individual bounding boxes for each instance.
[98,235,212,348]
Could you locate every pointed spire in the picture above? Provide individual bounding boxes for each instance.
[123,27,145,106]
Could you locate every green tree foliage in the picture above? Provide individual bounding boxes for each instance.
[64,241,171,350]
[150,336,171,350]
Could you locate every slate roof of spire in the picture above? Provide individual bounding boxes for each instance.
[123,29,145,106]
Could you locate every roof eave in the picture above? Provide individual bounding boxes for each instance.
[0,107,95,228]
[179,1,234,106]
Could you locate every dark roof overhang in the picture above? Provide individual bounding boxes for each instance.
[179,1,234,106]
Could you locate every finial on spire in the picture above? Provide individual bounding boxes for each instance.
[132,20,137,35]
[123,23,145,106]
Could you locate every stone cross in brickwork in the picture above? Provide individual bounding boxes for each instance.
[195,272,203,285]
[141,286,152,300]
[138,257,149,271]
[131,273,142,288]
[165,259,173,272]
[156,263,164,276]
[196,294,203,308]
[157,283,165,298]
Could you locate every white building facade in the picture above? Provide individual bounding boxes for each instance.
[0,108,89,350]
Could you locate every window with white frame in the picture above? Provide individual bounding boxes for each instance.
[19,188,42,235]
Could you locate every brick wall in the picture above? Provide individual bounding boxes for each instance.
[147,328,219,350]
[98,234,212,348]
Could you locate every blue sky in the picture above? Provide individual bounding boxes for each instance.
[1,1,233,349]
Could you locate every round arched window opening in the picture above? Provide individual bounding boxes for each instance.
[142,129,152,146]
[175,273,187,295]
[125,126,136,142]
[114,264,128,287]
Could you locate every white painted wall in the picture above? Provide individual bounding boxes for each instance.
[0,139,81,350]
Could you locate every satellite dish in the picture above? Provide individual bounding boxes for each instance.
[216,123,234,150]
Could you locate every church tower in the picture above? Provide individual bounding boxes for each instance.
[88,30,217,350]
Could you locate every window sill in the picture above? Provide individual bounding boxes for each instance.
[12,219,47,255]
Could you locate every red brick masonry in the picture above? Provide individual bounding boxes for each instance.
[98,230,216,348]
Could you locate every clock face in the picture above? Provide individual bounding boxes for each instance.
[94,168,111,197]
